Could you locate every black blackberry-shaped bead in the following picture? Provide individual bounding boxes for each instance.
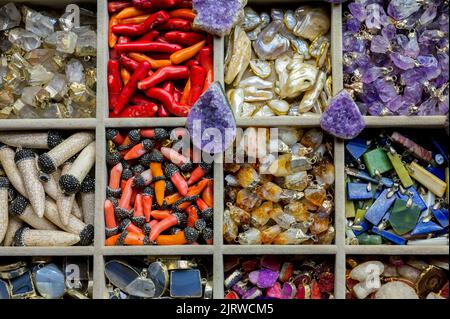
[9,195,28,216]
[184,227,199,244]
[106,129,119,141]
[164,163,179,178]
[180,160,193,172]
[143,187,154,197]
[0,176,9,188]
[128,129,141,142]
[80,175,95,193]
[122,168,133,180]
[138,152,153,166]
[149,149,164,163]
[153,128,169,141]
[47,130,64,149]
[200,208,214,220]
[194,219,207,232]
[142,139,154,151]
[14,149,35,163]
[59,174,81,195]
[38,153,56,174]
[79,224,94,246]
[165,180,175,195]
[132,164,145,175]
[202,227,213,241]
[106,150,121,166]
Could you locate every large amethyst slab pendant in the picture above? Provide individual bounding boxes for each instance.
[192,0,244,36]
[186,82,237,154]
[249,269,279,289]
[320,90,365,140]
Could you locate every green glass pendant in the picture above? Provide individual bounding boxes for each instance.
[357,232,383,245]
[389,199,421,235]
[363,148,393,177]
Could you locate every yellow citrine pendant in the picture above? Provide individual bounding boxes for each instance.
[407,162,447,197]
[387,152,413,188]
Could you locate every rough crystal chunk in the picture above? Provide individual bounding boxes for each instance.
[0,3,21,31]
[192,0,245,36]
[8,28,41,51]
[65,59,85,84]
[24,6,55,38]
[55,31,77,54]
[320,90,365,139]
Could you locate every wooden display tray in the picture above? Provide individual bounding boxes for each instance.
[0,0,447,299]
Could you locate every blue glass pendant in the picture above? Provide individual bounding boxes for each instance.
[411,217,443,236]
[346,168,394,188]
[33,263,65,299]
[396,186,427,212]
[170,269,203,298]
[371,227,407,245]
[364,189,396,225]
[346,138,369,160]
[0,279,10,299]
[105,260,140,295]
[347,183,374,200]
[431,138,448,163]
[148,261,169,298]
[425,167,445,181]
[432,208,449,228]
[9,271,34,297]
[353,219,372,236]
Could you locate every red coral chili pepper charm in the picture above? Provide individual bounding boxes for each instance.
[144,87,190,117]
[133,0,181,10]
[119,178,134,209]
[133,194,144,217]
[158,18,191,31]
[150,210,172,220]
[160,147,191,169]
[112,11,170,37]
[186,205,199,227]
[168,8,196,21]
[187,162,212,185]
[143,195,153,222]
[197,46,213,71]
[107,129,125,145]
[113,104,158,118]
[124,139,154,160]
[164,31,205,46]
[164,163,188,196]
[136,30,160,42]
[115,41,183,54]
[119,55,139,72]
[108,1,132,13]
[113,61,150,115]
[155,36,170,43]
[196,198,210,212]
[202,179,213,207]
[104,199,118,230]
[108,162,123,190]
[157,103,170,117]
[188,65,207,105]
[108,59,123,110]
[149,212,185,241]
[203,69,213,92]
[138,66,190,90]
